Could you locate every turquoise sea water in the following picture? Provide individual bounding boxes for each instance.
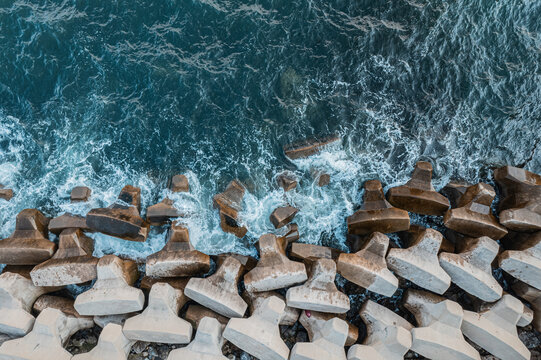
[0,0,540,258]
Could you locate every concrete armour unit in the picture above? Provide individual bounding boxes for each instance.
[0,308,93,360]
[71,186,91,202]
[513,281,541,332]
[48,213,90,234]
[167,317,228,360]
[498,231,541,290]
[223,296,289,360]
[439,236,503,301]
[299,311,358,347]
[123,282,192,344]
[244,234,307,292]
[86,185,149,242]
[461,294,530,360]
[185,304,229,329]
[145,224,210,278]
[0,272,54,337]
[276,172,297,191]
[337,232,398,297]
[0,185,13,201]
[386,227,451,294]
[286,258,350,313]
[270,205,299,228]
[404,289,480,360]
[31,228,98,287]
[387,161,450,216]
[494,166,541,231]
[0,209,56,265]
[184,255,248,318]
[290,242,340,262]
[32,295,91,321]
[93,313,133,328]
[243,290,300,326]
[290,317,348,360]
[169,174,189,192]
[213,180,248,238]
[73,323,134,360]
[283,136,340,159]
[443,183,508,239]
[74,255,144,316]
[347,180,410,235]
[347,300,413,360]
[145,198,180,225]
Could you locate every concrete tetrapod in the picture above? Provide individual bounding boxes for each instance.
[223,296,289,360]
[299,310,358,347]
[387,228,451,294]
[404,289,480,360]
[0,308,93,360]
[498,231,541,290]
[167,317,228,360]
[290,318,348,360]
[513,281,541,332]
[461,294,530,360]
[243,290,300,326]
[74,255,144,316]
[123,282,192,344]
[73,323,134,360]
[213,180,248,238]
[439,236,502,302]
[347,300,413,360]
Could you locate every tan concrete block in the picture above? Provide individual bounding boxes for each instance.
[74,255,144,316]
[462,294,529,360]
[276,172,297,191]
[270,205,299,229]
[48,213,90,234]
[513,281,541,332]
[290,317,348,360]
[337,232,398,297]
[284,136,340,159]
[223,296,289,360]
[286,258,349,313]
[404,289,480,360]
[32,295,90,320]
[387,228,451,294]
[167,317,227,360]
[184,256,247,318]
[290,243,340,261]
[244,234,307,292]
[146,198,180,225]
[498,232,541,290]
[213,180,245,221]
[243,290,300,326]
[169,174,189,193]
[439,236,502,301]
[299,311,358,347]
[73,323,134,360]
[71,186,91,202]
[184,304,229,329]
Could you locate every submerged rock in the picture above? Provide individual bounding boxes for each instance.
[0,184,13,201]
[277,172,298,191]
[284,136,340,159]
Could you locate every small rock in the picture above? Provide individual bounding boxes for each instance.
[169,174,189,192]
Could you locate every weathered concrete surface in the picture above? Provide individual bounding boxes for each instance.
[244,234,307,292]
[270,205,299,229]
[71,186,91,202]
[169,174,189,192]
[167,317,227,360]
[286,258,350,313]
[279,223,300,244]
[93,313,133,328]
[513,281,541,332]
[0,209,56,265]
[243,290,300,326]
[299,310,358,347]
[337,232,398,297]
[74,255,144,316]
[387,227,451,294]
[0,184,13,201]
[145,224,210,278]
[277,172,297,191]
[440,181,471,209]
[0,272,53,337]
[139,276,190,292]
[443,183,507,239]
[439,236,502,301]
[387,161,450,216]
[223,296,289,360]
[185,304,229,329]
[73,323,134,360]
[462,294,530,360]
[494,166,541,231]
[290,318,348,360]
[284,136,340,159]
[48,213,90,234]
[31,228,98,286]
[348,300,413,360]
[404,289,480,360]
[290,243,340,261]
[32,295,90,320]
[184,256,248,318]
[145,198,180,225]
[347,180,410,235]
[0,308,93,360]
[86,185,149,242]
[123,282,192,344]
[213,179,245,220]
[498,231,541,290]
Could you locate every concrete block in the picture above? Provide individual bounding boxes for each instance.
[347,300,413,360]
[283,136,340,159]
[270,205,299,228]
[337,232,398,297]
[513,281,541,332]
[290,317,348,360]
[223,296,289,360]
[213,180,247,237]
[71,186,91,202]
[244,234,307,292]
[48,213,90,234]
[243,290,300,326]
[184,255,247,318]
[290,243,340,261]
[387,228,451,294]
[73,323,134,360]
[443,183,507,239]
[74,255,144,316]
[462,294,530,360]
[286,258,350,313]
[276,172,297,191]
[299,311,358,347]
[498,231,541,290]
[32,295,89,320]
[185,304,229,329]
[167,317,227,360]
[169,174,189,192]
[404,289,480,360]
[347,180,410,235]
[93,314,133,328]
[123,282,192,344]
[146,198,180,225]
[439,236,502,301]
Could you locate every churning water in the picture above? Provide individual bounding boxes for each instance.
[0,0,540,260]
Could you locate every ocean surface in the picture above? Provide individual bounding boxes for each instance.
[0,0,540,260]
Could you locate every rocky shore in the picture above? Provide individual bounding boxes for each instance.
[0,139,540,360]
